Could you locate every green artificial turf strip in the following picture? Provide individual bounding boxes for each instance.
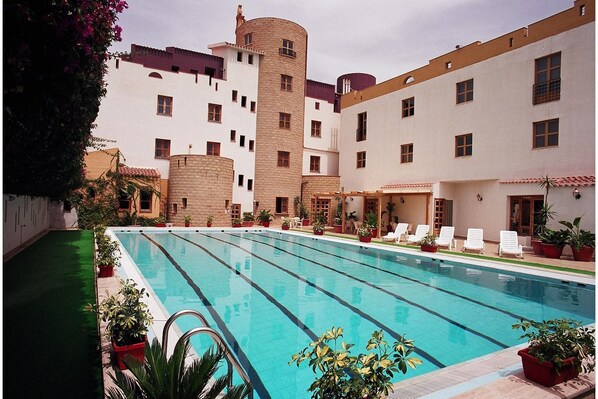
[3,230,102,398]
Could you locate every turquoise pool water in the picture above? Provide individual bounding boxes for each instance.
[114,230,595,399]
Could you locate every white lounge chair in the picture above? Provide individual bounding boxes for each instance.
[462,228,484,253]
[498,230,523,258]
[406,225,430,245]
[435,226,456,250]
[382,223,409,242]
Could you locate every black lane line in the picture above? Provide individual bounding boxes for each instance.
[141,233,271,399]
[257,232,530,322]
[192,232,446,368]
[224,232,510,350]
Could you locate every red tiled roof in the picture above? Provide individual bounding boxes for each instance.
[499,175,594,187]
[380,182,434,189]
[118,166,161,178]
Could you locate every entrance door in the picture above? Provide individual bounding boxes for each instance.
[312,199,331,225]
[509,196,543,236]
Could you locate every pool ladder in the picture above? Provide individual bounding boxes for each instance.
[162,309,253,399]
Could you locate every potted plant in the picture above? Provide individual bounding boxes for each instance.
[281,219,290,230]
[418,233,438,253]
[512,318,595,387]
[357,226,372,243]
[206,215,214,227]
[242,212,254,227]
[559,216,595,262]
[532,176,556,255]
[96,234,121,278]
[539,228,568,259]
[290,327,422,398]
[184,215,192,227]
[294,196,310,226]
[312,221,325,235]
[365,210,378,238]
[154,215,166,227]
[333,197,343,233]
[381,201,396,233]
[257,209,274,227]
[86,279,153,370]
[231,217,242,228]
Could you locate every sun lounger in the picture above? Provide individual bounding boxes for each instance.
[382,223,409,242]
[435,226,455,250]
[462,228,484,253]
[406,225,430,245]
[498,230,523,258]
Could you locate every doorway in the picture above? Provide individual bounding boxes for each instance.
[509,196,543,236]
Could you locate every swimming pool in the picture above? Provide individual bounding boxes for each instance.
[113,229,595,398]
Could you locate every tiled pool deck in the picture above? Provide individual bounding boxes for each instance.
[99,227,595,398]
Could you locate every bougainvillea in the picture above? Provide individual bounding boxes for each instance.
[4,0,128,198]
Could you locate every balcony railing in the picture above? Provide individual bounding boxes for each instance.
[533,78,561,105]
[279,48,296,58]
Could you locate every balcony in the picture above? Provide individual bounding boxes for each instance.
[533,79,561,105]
[279,48,296,58]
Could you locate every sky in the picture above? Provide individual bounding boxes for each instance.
[110,0,573,84]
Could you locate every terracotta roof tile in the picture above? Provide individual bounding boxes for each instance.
[118,166,161,178]
[381,182,434,189]
[499,175,594,187]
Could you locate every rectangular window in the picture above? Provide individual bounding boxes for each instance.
[208,103,222,122]
[240,135,245,147]
[455,133,473,157]
[238,174,244,186]
[247,179,253,191]
[533,52,561,105]
[356,112,367,141]
[277,151,290,167]
[244,33,252,45]
[157,95,173,116]
[207,141,220,156]
[402,97,415,117]
[232,90,238,102]
[118,190,130,210]
[248,140,254,151]
[356,151,366,168]
[250,101,256,112]
[311,120,322,137]
[231,204,240,220]
[241,96,247,108]
[230,130,236,142]
[182,198,187,208]
[280,39,296,57]
[533,119,559,148]
[456,79,474,104]
[155,138,171,159]
[276,197,289,214]
[279,112,291,129]
[315,102,320,110]
[140,189,152,211]
[401,143,413,163]
[281,74,293,91]
[237,51,243,62]
[248,54,254,65]
[310,156,321,172]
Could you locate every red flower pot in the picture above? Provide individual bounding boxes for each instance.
[518,347,579,387]
[302,219,310,226]
[572,246,594,262]
[207,223,212,227]
[233,223,242,228]
[421,244,438,253]
[112,337,147,370]
[98,265,114,278]
[370,228,378,238]
[282,225,290,230]
[359,236,371,243]
[531,239,544,255]
[262,222,270,228]
[314,230,324,235]
[242,221,254,227]
[155,223,166,227]
[184,222,190,227]
[333,225,343,233]
[541,243,564,259]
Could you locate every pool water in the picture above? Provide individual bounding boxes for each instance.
[114,230,595,399]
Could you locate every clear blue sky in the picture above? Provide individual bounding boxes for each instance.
[110,0,572,84]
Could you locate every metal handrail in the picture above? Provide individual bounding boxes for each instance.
[161,310,253,398]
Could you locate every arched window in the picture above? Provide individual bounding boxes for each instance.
[148,72,163,79]
[403,76,415,84]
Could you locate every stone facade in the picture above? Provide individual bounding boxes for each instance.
[167,155,233,227]
[302,175,341,224]
[235,15,307,216]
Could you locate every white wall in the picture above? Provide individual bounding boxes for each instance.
[3,195,50,255]
[303,96,340,176]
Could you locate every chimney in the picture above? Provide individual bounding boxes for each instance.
[235,5,245,33]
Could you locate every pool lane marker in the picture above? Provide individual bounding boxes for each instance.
[223,232,511,350]
[256,232,532,323]
[191,232,446,368]
[141,233,272,399]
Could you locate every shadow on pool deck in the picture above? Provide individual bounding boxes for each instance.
[3,230,102,399]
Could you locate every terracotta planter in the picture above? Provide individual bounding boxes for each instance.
[242,221,254,227]
[541,243,564,259]
[359,235,371,243]
[531,239,544,255]
[262,221,270,228]
[334,225,343,233]
[370,228,378,238]
[518,347,579,387]
[184,222,190,227]
[282,225,290,230]
[572,246,594,262]
[314,230,324,235]
[421,244,438,253]
[302,219,310,226]
[112,337,147,370]
[98,264,114,278]
[207,223,212,227]
[232,223,242,228]
[155,223,166,227]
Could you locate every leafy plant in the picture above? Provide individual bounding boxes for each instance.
[242,212,254,222]
[534,204,557,238]
[257,209,274,223]
[107,338,251,399]
[357,227,372,238]
[281,218,290,227]
[512,318,595,374]
[207,215,214,224]
[365,211,378,229]
[86,279,153,346]
[418,233,438,247]
[312,222,325,233]
[313,211,328,226]
[559,217,595,250]
[96,235,121,267]
[184,215,192,223]
[231,217,242,226]
[381,202,396,227]
[290,327,422,399]
[539,228,569,246]
[345,211,358,222]
[155,215,166,224]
